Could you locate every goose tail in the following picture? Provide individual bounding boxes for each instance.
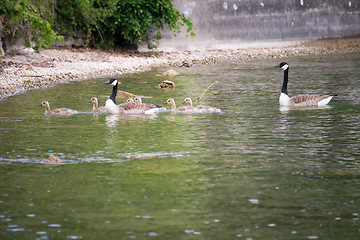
[318,95,336,107]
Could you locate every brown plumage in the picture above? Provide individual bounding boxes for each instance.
[289,94,332,106]
[113,101,162,114]
[40,101,78,115]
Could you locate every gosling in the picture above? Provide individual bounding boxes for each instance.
[40,101,78,115]
[182,98,221,113]
[89,97,106,112]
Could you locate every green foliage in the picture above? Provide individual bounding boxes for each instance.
[1,0,194,51]
[0,0,194,49]
[55,0,195,49]
[1,0,63,52]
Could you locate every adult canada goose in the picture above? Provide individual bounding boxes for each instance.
[40,101,78,115]
[182,98,221,113]
[104,78,162,114]
[274,62,336,107]
[165,98,197,114]
[89,97,106,112]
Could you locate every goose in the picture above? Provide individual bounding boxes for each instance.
[40,101,78,115]
[89,97,106,112]
[165,98,198,114]
[274,62,336,107]
[104,78,163,114]
[182,98,221,113]
[134,96,162,108]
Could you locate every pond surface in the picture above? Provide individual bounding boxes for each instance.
[1,52,360,239]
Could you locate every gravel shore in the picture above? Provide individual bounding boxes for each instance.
[1,38,359,100]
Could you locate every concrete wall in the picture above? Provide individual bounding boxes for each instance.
[154,0,360,51]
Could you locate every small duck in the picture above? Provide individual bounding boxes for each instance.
[165,98,197,114]
[182,98,221,113]
[89,97,106,112]
[40,101,78,115]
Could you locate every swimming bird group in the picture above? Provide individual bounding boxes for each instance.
[39,62,336,115]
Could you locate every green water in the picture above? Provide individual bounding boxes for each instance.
[1,53,360,239]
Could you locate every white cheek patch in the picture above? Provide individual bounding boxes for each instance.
[281,64,289,70]
[111,80,118,86]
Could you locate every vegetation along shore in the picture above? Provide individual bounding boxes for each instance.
[0,38,359,100]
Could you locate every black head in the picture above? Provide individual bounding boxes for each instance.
[274,62,289,70]
[104,78,118,86]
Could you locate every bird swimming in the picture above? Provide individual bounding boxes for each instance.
[104,78,163,114]
[165,98,197,114]
[89,97,106,112]
[40,101,78,115]
[274,62,336,107]
[182,98,221,113]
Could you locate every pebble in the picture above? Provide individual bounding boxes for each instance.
[1,43,359,99]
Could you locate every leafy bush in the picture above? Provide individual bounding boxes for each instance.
[56,0,195,49]
[1,0,63,52]
[1,0,194,51]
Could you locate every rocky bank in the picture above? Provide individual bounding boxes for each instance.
[1,38,359,100]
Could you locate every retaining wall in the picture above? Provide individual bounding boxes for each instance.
[154,0,360,51]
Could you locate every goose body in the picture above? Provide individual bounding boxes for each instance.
[89,97,106,112]
[40,101,78,115]
[165,98,198,114]
[134,96,163,109]
[183,98,221,113]
[104,78,163,114]
[275,62,335,107]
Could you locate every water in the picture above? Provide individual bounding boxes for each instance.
[1,52,360,239]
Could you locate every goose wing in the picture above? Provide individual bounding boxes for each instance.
[290,94,330,106]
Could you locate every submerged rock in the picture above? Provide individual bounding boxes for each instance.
[158,80,175,89]
[116,90,137,98]
[41,155,63,164]
[161,69,179,76]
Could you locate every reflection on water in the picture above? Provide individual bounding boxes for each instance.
[279,104,333,113]
[105,113,158,128]
[0,52,360,239]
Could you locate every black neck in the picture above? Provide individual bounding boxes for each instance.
[281,68,288,95]
[109,83,118,104]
